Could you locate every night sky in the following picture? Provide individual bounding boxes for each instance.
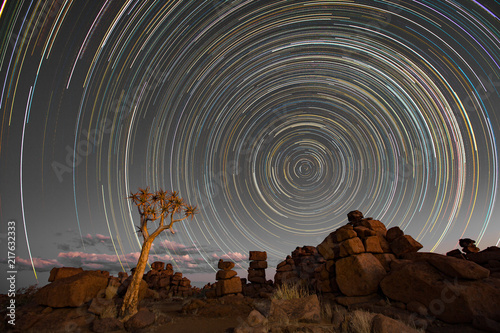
[1,0,499,290]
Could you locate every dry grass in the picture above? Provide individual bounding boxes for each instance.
[271,282,311,300]
[344,309,373,333]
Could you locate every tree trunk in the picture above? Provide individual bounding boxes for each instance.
[119,238,153,320]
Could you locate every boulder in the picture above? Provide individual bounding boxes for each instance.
[250,260,268,269]
[48,267,84,282]
[218,259,236,271]
[378,235,391,253]
[336,226,357,242]
[36,271,109,307]
[88,297,117,318]
[467,247,500,265]
[390,235,423,256]
[358,219,387,236]
[386,226,405,243]
[246,309,268,327]
[335,293,381,307]
[216,270,237,280]
[317,234,340,260]
[151,261,164,271]
[336,253,387,296]
[472,315,500,333]
[374,253,396,272]
[363,236,384,253]
[117,276,149,301]
[269,294,321,323]
[354,226,377,238]
[339,237,365,257]
[216,276,242,295]
[401,252,490,280]
[380,261,500,323]
[125,308,155,331]
[249,251,267,261]
[347,210,364,223]
[371,313,421,333]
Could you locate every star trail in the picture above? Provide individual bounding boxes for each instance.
[0,0,499,287]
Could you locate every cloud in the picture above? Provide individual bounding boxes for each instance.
[55,232,115,253]
[158,239,187,252]
[14,257,61,272]
[212,252,248,262]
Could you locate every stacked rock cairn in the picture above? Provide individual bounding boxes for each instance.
[244,251,274,297]
[215,259,243,296]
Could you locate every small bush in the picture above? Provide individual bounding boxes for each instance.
[16,284,40,306]
[272,282,310,300]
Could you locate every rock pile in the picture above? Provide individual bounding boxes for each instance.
[273,210,500,328]
[274,246,324,288]
[243,251,274,297]
[143,261,196,297]
[215,259,243,296]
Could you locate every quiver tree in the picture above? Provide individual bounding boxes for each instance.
[119,187,197,319]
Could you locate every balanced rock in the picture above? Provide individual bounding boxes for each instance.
[347,210,364,223]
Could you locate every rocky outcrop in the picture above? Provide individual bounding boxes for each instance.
[380,259,500,324]
[272,210,500,327]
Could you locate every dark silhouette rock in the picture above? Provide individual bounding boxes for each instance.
[467,247,500,264]
[36,270,109,308]
[347,210,364,223]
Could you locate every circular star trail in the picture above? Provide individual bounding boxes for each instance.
[0,0,499,281]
